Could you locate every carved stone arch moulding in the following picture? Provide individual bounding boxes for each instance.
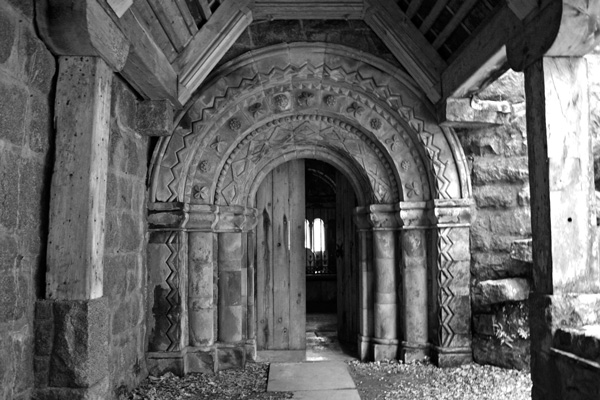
[149,43,472,205]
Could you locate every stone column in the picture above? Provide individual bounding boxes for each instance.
[214,206,257,370]
[430,199,473,367]
[524,56,599,400]
[353,207,374,361]
[398,201,430,362]
[368,204,400,361]
[37,56,112,397]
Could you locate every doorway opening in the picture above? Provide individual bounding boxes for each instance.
[305,159,358,360]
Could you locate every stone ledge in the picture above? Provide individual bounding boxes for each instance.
[472,278,530,308]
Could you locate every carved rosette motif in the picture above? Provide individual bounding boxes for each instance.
[150,44,470,205]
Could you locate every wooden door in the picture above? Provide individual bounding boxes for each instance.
[256,160,306,350]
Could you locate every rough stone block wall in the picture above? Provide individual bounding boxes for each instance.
[0,0,55,398]
[219,20,400,68]
[104,77,150,397]
[457,71,533,370]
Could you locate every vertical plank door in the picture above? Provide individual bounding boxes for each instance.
[256,160,306,350]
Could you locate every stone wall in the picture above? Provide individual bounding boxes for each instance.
[456,71,533,370]
[104,77,150,397]
[219,20,399,68]
[0,0,55,398]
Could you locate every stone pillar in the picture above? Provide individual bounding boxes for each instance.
[354,207,374,361]
[188,231,215,347]
[430,199,473,367]
[37,56,112,397]
[524,56,599,400]
[368,204,400,361]
[398,201,430,362]
[214,206,257,370]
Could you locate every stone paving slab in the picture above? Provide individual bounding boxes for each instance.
[267,361,358,395]
[290,389,361,400]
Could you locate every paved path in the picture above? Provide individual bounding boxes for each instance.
[267,361,361,400]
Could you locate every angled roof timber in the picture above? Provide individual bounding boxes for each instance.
[253,0,365,20]
[364,0,446,104]
[174,0,253,105]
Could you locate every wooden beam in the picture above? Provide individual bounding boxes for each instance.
[47,57,112,300]
[406,0,425,18]
[253,0,365,19]
[36,0,130,71]
[107,0,133,17]
[365,0,446,103]
[508,0,600,71]
[131,0,178,62]
[419,0,449,33]
[146,0,193,51]
[174,0,253,105]
[195,0,213,20]
[440,5,518,101]
[432,0,478,49]
[174,0,199,35]
[97,0,180,106]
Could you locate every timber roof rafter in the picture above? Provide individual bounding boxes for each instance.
[37,0,600,126]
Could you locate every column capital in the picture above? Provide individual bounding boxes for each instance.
[428,199,474,227]
[368,204,399,230]
[397,201,430,229]
[148,203,258,232]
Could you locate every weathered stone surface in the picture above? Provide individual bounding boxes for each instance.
[511,239,533,263]
[28,95,52,154]
[19,26,55,94]
[0,11,14,64]
[216,346,246,371]
[473,185,516,208]
[135,100,173,137]
[0,80,27,146]
[471,251,530,280]
[554,326,600,363]
[472,157,529,185]
[0,273,27,321]
[49,299,109,388]
[473,336,530,370]
[517,184,530,206]
[6,0,33,18]
[34,377,110,400]
[477,70,525,102]
[472,278,530,308]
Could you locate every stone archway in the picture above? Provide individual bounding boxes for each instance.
[146,43,474,374]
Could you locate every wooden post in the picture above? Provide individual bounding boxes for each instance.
[368,204,399,361]
[398,201,429,362]
[354,207,373,361]
[46,56,112,300]
[524,56,598,400]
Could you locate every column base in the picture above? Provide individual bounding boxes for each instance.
[357,335,373,361]
[148,341,252,375]
[34,377,109,400]
[373,339,399,361]
[431,346,472,367]
[400,342,429,362]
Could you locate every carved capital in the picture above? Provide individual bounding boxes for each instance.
[213,205,258,232]
[397,201,430,229]
[368,204,399,230]
[429,199,474,227]
[148,203,258,232]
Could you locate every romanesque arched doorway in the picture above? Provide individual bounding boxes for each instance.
[146,43,473,373]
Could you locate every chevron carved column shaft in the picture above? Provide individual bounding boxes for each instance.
[430,199,474,367]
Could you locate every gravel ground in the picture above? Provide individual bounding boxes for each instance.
[348,360,532,400]
[127,360,531,400]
